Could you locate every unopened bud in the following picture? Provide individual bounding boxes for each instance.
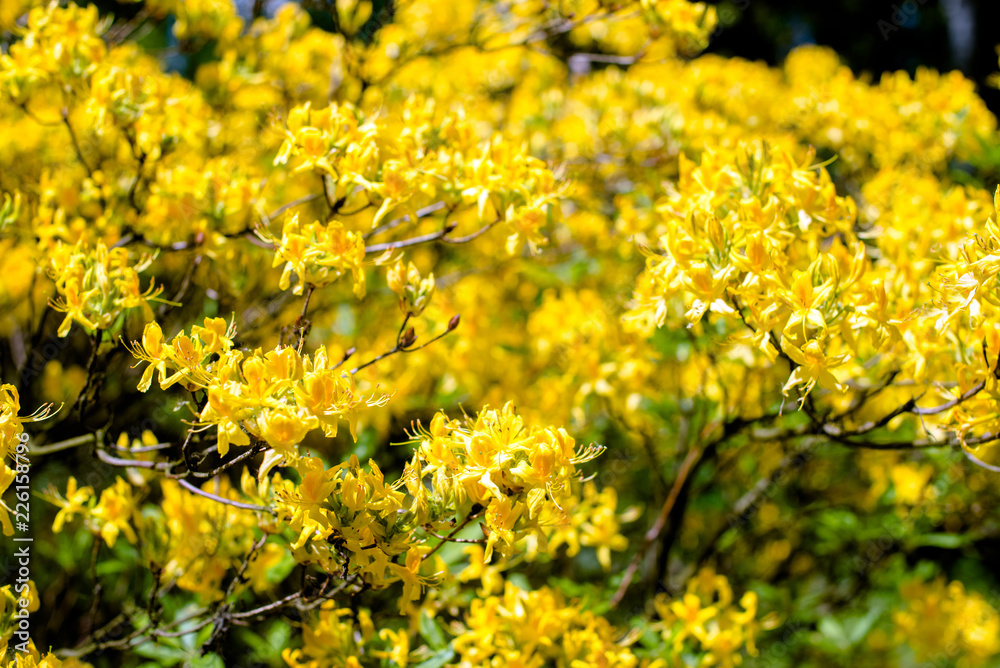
[447,314,461,331]
[400,327,417,349]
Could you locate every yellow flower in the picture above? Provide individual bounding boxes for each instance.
[669,593,718,647]
[50,477,94,533]
[889,462,933,506]
[781,338,848,400]
[376,627,411,667]
[258,406,318,452]
[91,477,139,548]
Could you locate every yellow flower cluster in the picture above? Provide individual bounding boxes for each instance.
[407,403,605,562]
[7,0,1000,664]
[453,581,638,667]
[0,647,90,668]
[48,470,273,600]
[145,0,243,43]
[927,188,1000,448]
[627,141,864,402]
[281,603,370,668]
[285,569,761,668]
[0,385,51,463]
[894,577,1000,666]
[387,260,435,318]
[272,97,563,253]
[364,0,718,85]
[0,641,93,668]
[0,2,107,102]
[255,403,617,614]
[287,581,642,668]
[269,453,437,613]
[258,213,368,297]
[127,319,390,455]
[47,241,164,338]
[48,475,140,548]
[651,568,762,667]
[200,4,343,109]
[540,482,639,570]
[153,477,268,597]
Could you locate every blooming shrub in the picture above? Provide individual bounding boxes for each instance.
[1,1,1000,666]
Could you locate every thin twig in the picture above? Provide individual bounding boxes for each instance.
[229,591,302,620]
[95,447,173,471]
[186,443,266,479]
[423,510,484,561]
[74,332,102,416]
[363,201,447,240]
[31,433,95,456]
[364,224,457,254]
[295,284,315,353]
[62,108,95,177]
[350,315,459,374]
[176,478,275,514]
[264,193,321,222]
[962,446,1000,473]
[423,526,484,544]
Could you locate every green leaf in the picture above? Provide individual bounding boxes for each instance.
[818,617,849,647]
[95,559,131,576]
[133,642,188,664]
[908,533,966,549]
[413,647,455,668]
[420,611,447,650]
[237,621,292,663]
[186,654,225,668]
[845,606,883,645]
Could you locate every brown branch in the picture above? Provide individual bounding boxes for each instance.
[74,331,102,416]
[350,314,459,374]
[423,526,485,544]
[912,379,987,415]
[62,108,95,177]
[440,219,500,244]
[332,346,357,370]
[185,442,267,479]
[610,446,701,608]
[230,536,268,594]
[423,510,484,561]
[828,341,997,439]
[84,539,103,639]
[229,591,302,620]
[295,284,315,352]
[104,8,150,46]
[962,446,1000,472]
[827,430,1000,451]
[19,102,61,126]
